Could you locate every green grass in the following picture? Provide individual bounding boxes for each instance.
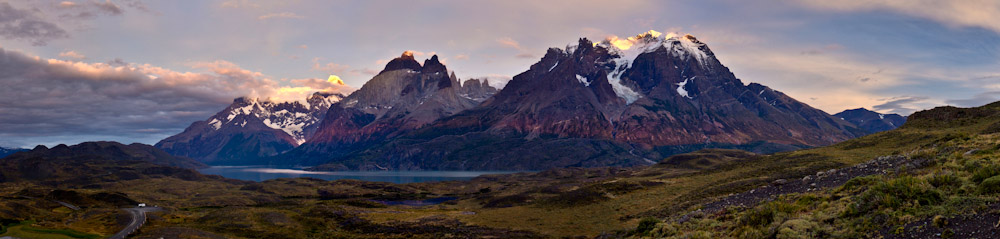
[640,131,1000,238]
[0,221,102,239]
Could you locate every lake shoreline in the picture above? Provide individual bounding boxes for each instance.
[196,166,526,184]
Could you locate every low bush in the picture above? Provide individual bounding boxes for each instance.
[839,175,883,193]
[978,175,1000,194]
[932,215,948,228]
[926,172,961,189]
[775,219,822,239]
[971,164,1000,183]
[631,217,660,236]
[738,201,799,228]
[847,176,943,215]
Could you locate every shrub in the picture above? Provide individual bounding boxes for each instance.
[839,175,883,193]
[776,219,820,239]
[932,215,948,228]
[796,194,821,206]
[739,201,798,228]
[633,217,660,235]
[971,165,1000,183]
[849,176,943,215]
[926,172,961,189]
[979,175,1000,194]
[962,158,982,172]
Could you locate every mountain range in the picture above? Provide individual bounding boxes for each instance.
[156,53,499,166]
[157,30,900,170]
[154,92,345,165]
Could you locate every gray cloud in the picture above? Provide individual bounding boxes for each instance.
[514,53,537,59]
[795,0,1000,35]
[872,96,930,116]
[92,0,124,15]
[945,91,1000,108]
[0,47,352,148]
[0,2,69,46]
[54,0,127,21]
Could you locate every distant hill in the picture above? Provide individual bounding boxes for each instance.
[834,108,906,134]
[0,146,27,158]
[3,141,205,169]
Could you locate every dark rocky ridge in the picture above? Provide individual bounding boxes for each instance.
[380,51,423,74]
[3,141,205,169]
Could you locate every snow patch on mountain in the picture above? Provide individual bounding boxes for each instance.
[677,77,693,98]
[209,118,222,130]
[576,74,590,86]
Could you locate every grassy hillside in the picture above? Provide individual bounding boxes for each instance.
[628,102,1000,238]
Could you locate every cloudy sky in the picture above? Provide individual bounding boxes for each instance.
[0,0,998,148]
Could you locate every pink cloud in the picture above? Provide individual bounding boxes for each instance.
[58,50,85,59]
[311,57,351,74]
[258,12,304,20]
[496,37,521,49]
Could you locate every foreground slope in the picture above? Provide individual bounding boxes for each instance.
[319,31,865,170]
[628,101,1000,238]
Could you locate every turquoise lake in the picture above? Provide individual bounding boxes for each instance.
[197,166,522,184]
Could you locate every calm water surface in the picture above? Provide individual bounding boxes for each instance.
[197,166,522,184]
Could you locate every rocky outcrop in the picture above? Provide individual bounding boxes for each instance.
[458,78,498,102]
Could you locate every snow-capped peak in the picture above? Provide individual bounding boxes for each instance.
[569,30,713,105]
[596,30,710,67]
[211,92,342,145]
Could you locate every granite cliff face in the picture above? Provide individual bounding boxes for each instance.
[458,78,499,102]
[310,31,866,170]
[281,52,495,165]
